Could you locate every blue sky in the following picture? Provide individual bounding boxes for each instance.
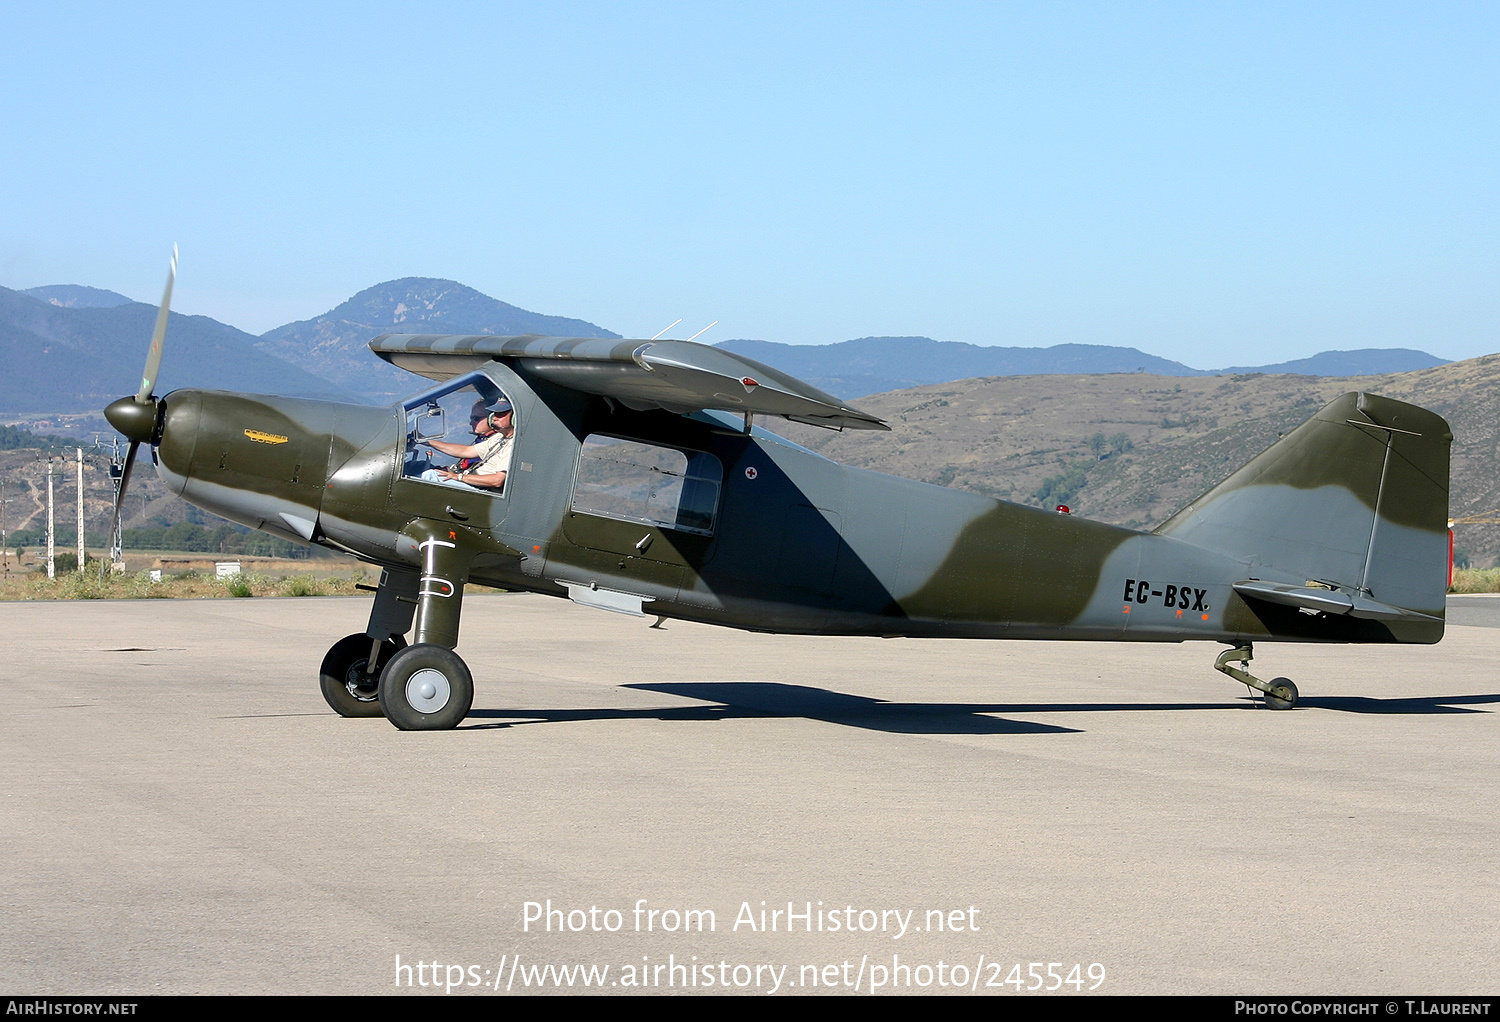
[3,1,1497,367]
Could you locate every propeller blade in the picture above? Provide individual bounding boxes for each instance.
[135,245,178,403]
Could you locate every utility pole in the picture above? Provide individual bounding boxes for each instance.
[76,447,85,574]
[45,455,55,579]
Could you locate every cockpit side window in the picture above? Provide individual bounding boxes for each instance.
[571,435,722,535]
[400,374,514,496]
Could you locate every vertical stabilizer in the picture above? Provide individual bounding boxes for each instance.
[1155,392,1452,619]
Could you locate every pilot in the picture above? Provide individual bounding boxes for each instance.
[419,399,515,491]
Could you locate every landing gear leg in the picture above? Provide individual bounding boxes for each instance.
[1214,644,1298,710]
[378,530,476,730]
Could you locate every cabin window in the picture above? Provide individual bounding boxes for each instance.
[571,435,721,535]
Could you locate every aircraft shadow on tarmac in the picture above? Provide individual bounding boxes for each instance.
[1293,693,1499,714]
[465,682,1074,735]
[460,682,1499,734]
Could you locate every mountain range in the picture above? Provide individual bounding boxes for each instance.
[255,278,620,403]
[717,337,1448,399]
[0,276,1456,416]
[0,284,351,414]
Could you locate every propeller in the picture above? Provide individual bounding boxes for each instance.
[101,246,177,575]
[137,245,176,403]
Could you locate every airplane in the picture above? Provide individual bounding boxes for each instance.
[103,254,1453,729]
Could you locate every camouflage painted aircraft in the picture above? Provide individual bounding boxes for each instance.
[105,255,1452,729]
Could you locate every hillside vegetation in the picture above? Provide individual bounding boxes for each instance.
[776,354,1500,566]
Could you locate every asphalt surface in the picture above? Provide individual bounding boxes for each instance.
[2,593,1496,996]
[1445,593,1500,628]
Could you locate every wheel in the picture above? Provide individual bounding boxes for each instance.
[378,644,474,730]
[1264,677,1298,710]
[319,633,407,717]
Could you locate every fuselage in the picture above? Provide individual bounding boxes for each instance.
[148,361,1438,647]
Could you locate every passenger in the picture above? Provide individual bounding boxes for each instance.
[419,399,515,491]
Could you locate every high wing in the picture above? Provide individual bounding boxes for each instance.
[368,333,888,431]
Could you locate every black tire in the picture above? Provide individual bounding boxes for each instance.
[319,633,408,717]
[378,644,474,731]
[1265,677,1298,710]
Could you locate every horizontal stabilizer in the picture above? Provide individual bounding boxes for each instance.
[1233,580,1442,623]
[369,333,888,431]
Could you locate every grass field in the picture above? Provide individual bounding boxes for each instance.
[0,568,371,601]
[1449,567,1500,594]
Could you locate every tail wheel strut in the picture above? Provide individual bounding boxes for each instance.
[1214,644,1298,710]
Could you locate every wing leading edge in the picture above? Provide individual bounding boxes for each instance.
[368,333,889,431]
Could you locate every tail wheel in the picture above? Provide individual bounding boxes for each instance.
[1264,677,1299,710]
[378,644,474,730]
[319,633,407,717]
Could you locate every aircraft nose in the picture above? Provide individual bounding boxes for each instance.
[104,396,161,444]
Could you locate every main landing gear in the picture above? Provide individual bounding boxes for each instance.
[318,634,475,729]
[319,537,480,730]
[1214,644,1299,710]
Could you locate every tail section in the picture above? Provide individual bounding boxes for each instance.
[1156,392,1452,631]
